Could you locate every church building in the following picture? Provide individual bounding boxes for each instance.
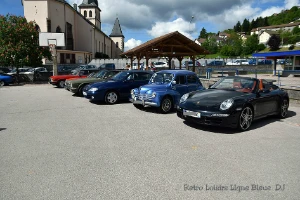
[22,0,124,65]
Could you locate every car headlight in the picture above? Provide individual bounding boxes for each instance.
[131,89,135,95]
[180,93,189,103]
[89,88,98,92]
[220,99,234,110]
[151,92,156,98]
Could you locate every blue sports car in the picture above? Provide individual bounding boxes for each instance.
[83,70,153,104]
[130,70,205,113]
[0,73,14,87]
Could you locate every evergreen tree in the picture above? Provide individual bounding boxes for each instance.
[267,35,281,51]
[199,27,208,39]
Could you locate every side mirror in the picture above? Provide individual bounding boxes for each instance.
[171,80,176,85]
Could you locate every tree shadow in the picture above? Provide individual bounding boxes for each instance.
[0,128,7,131]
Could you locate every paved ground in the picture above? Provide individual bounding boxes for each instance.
[1,85,300,200]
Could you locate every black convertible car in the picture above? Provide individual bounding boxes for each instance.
[177,76,289,131]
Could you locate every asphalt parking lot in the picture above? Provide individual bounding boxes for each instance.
[1,84,300,200]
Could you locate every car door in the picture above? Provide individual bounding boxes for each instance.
[254,80,277,117]
[187,74,201,92]
[173,75,188,96]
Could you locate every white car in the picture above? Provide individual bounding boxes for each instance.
[153,61,168,68]
[226,59,249,65]
[7,68,32,75]
[23,67,48,74]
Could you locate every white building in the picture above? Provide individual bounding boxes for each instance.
[22,0,124,65]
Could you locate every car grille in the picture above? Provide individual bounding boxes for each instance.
[138,94,150,100]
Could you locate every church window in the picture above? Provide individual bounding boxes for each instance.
[56,26,61,33]
[89,11,92,17]
[84,11,87,17]
[116,42,119,48]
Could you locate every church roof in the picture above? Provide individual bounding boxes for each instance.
[109,18,124,38]
[79,0,98,7]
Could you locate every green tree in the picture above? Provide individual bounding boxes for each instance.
[202,37,218,54]
[267,35,281,51]
[199,27,208,39]
[0,14,51,68]
[243,34,259,55]
[220,32,243,56]
[234,21,241,32]
[241,18,250,33]
[292,26,300,35]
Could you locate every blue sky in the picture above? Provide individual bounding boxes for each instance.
[1,0,299,50]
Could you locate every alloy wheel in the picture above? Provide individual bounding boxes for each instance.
[280,99,289,118]
[58,80,65,88]
[160,97,172,113]
[0,81,4,87]
[105,91,118,104]
[239,107,253,131]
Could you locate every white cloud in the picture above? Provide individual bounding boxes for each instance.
[125,38,143,51]
[148,18,195,39]
[284,0,300,9]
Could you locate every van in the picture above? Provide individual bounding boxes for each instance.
[98,63,116,70]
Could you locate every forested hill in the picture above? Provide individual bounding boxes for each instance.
[232,6,300,34]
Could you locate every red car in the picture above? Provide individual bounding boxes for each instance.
[49,69,99,88]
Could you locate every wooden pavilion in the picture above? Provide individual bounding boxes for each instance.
[120,31,209,72]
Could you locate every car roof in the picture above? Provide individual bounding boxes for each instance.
[157,70,196,75]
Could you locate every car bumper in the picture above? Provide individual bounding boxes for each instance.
[83,90,105,101]
[130,97,158,107]
[177,107,240,128]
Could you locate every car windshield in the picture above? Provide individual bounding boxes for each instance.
[111,71,131,81]
[94,70,107,78]
[211,77,256,93]
[149,73,173,84]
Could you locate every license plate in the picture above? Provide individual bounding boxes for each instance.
[83,91,87,96]
[183,109,201,118]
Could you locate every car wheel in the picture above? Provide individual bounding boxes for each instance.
[0,80,4,87]
[78,84,86,97]
[238,106,253,131]
[278,99,289,118]
[158,96,173,113]
[58,80,65,88]
[105,91,118,104]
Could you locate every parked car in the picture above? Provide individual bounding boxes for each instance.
[71,65,97,73]
[0,67,11,73]
[23,67,48,74]
[182,60,201,68]
[0,73,14,86]
[49,69,99,88]
[248,59,272,65]
[7,67,32,75]
[83,70,153,104]
[130,70,205,113]
[153,61,168,68]
[65,69,121,96]
[177,76,289,131]
[98,63,116,70]
[226,59,249,65]
[206,60,226,66]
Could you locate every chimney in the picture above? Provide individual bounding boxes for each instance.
[73,3,77,11]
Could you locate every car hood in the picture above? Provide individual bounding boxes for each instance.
[185,89,250,107]
[89,79,121,88]
[139,84,169,92]
[70,77,104,84]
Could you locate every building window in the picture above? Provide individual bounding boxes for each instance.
[116,42,119,48]
[47,19,51,32]
[89,11,92,17]
[66,22,74,50]
[66,54,70,59]
[84,10,87,17]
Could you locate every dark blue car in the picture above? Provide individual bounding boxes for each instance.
[0,73,14,87]
[83,70,153,104]
[130,70,205,113]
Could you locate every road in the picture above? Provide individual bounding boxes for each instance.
[1,84,300,200]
